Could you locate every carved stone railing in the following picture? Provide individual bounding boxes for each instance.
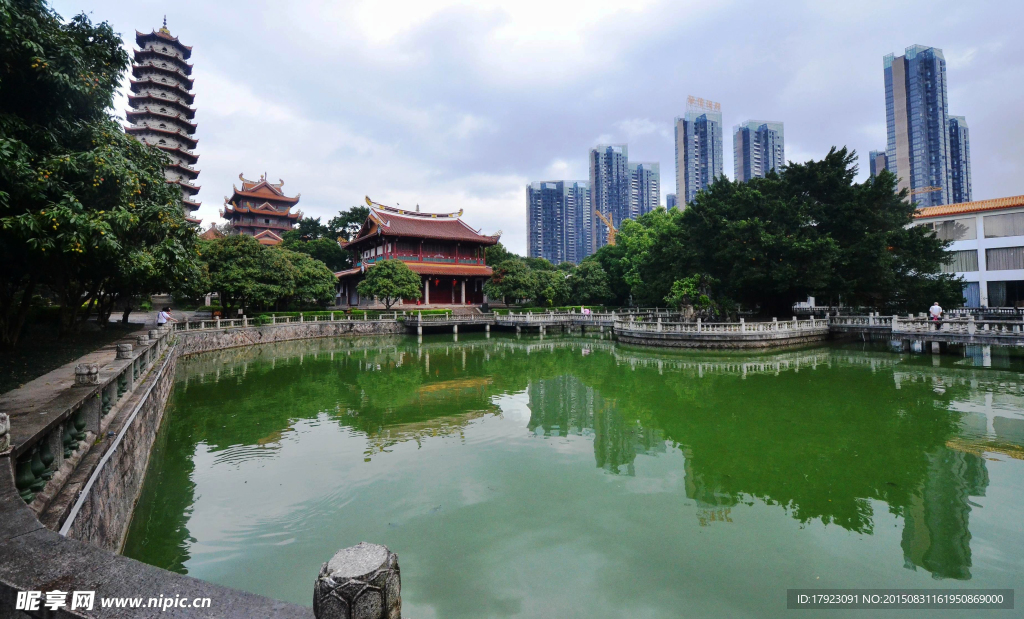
[616,316,828,334]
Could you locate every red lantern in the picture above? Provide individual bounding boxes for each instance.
[434,278,440,286]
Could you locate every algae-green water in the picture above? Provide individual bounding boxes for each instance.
[123,334,1024,617]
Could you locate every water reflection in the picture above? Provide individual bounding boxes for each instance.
[126,334,1024,597]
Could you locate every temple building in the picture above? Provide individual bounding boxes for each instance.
[221,173,301,245]
[335,199,500,306]
[124,19,201,223]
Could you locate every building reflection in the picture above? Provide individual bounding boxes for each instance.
[901,447,988,580]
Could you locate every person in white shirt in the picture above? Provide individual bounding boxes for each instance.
[157,307,177,326]
[929,302,942,328]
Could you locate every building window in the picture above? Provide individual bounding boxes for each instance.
[264,219,271,224]
[983,212,1024,238]
[985,246,1024,271]
[940,250,978,273]
[987,281,1024,308]
[920,217,976,241]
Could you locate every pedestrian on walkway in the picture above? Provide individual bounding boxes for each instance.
[157,307,177,326]
[929,301,942,330]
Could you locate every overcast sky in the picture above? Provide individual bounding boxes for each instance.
[53,0,1024,254]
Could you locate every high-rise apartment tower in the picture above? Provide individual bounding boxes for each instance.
[948,116,972,204]
[526,180,592,264]
[733,120,784,182]
[590,144,630,252]
[675,97,723,205]
[884,45,952,207]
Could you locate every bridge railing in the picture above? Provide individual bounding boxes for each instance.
[172,311,410,331]
[615,317,828,334]
[828,315,894,328]
[416,313,487,323]
[892,315,1024,336]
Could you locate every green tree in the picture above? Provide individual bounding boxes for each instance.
[484,259,536,305]
[199,235,294,314]
[534,270,570,307]
[587,245,630,306]
[283,216,331,241]
[279,248,337,306]
[569,260,612,305]
[485,241,516,266]
[356,259,421,309]
[523,256,555,271]
[328,205,370,241]
[664,274,720,319]
[282,236,349,271]
[0,0,184,344]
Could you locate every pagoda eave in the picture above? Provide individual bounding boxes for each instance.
[127,94,196,119]
[131,64,194,89]
[155,145,199,164]
[129,79,195,104]
[133,48,193,73]
[185,216,202,224]
[125,109,197,131]
[125,126,198,148]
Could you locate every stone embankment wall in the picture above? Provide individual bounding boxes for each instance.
[179,320,404,356]
[59,347,177,550]
[616,329,830,349]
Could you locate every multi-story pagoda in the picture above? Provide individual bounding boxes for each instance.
[125,19,201,223]
[335,198,501,306]
[221,173,301,245]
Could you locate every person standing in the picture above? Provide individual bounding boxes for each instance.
[929,301,943,330]
[157,307,177,327]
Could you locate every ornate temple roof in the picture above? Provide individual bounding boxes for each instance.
[227,173,300,204]
[343,197,501,247]
[135,21,193,59]
[253,230,285,245]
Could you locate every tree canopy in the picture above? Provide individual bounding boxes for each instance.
[0,0,200,344]
[603,147,963,315]
[356,259,422,309]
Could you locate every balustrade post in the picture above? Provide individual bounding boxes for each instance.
[772,317,777,331]
[740,318,745,333]
[792,316,798,330]
[968,315,976,335]
[300,313,304,323]
[243,315,248,327]
[657,317,662,332]
[331,312,335,322]
[892,315,899,332]
[313,543,401,619]
[696,318,702,333]
[215,316,220,329]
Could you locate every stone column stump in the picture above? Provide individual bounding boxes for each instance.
[313,542,401,619]
[116,343,133,360]
[74,363,99,386]
[0,413,9,451]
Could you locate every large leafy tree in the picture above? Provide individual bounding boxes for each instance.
[356,259,421,309]
[484,259,536,305]
[199,235,295,314]
[328,205,370,241]
[569,260,612,305]
[0,0,199,343]
[533,270,570,307]
[586,244,630,306]
[280,248,337,306]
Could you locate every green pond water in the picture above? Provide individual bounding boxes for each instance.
[123,334,1024,618]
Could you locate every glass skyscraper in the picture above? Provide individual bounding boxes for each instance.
[884,45,952,207]
[675,103,724,205]
[629,162,660,217]
[526,180,591,264]
[868,150,888,178]
[590,144,630,252]
[948,116,972,204]
[666,194,678,209]
[733,120,784,182]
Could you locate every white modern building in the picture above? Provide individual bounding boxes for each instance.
[914,195,1024,307]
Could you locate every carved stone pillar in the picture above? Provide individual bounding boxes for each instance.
[313,543,401,619]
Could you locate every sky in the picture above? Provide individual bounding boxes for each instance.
[53,0,1024,254]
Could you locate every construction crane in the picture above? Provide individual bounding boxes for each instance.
[594,209,617,246]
